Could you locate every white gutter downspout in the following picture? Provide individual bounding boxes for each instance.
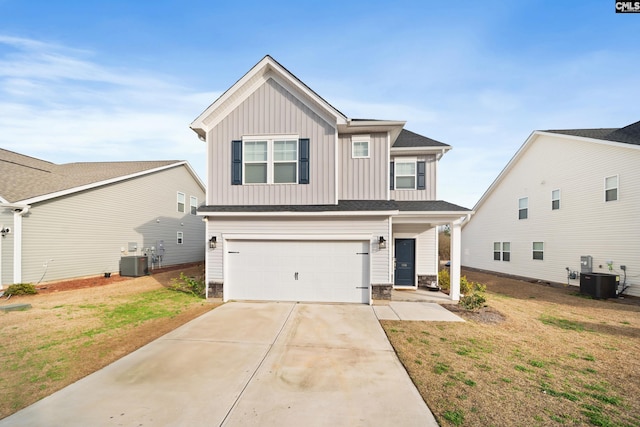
[12,205,30,284]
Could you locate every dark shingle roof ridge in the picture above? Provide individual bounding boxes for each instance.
[544,120,640,146]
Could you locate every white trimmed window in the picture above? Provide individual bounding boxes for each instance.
[351,134,370,158]
[177,231,184,245]
[494,242,510,261]
[243,136,298,184]
[518,197,528,219]
[502,242,511,261]
[493,242,501,261]
[177,192,185,213]
[395,159,417,189]
[190,196,198,215]
[605,175,618,202]
[533,242,544,260]
[552,189,560,210]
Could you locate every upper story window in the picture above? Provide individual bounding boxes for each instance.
[233,136,310,185]
[605,175,618,202]
[518,197,528,219]
[552,189,560,210]
[351,134,370,158]
[177,192,185,213]
[395,159,417,189]
[190,196,198,215]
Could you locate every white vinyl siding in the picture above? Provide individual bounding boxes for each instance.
[605,175,618,202]
[208,78,336,205]
[462,132,640,297]
[17,165,205,284]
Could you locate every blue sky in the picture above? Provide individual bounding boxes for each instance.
[0,1,638,208]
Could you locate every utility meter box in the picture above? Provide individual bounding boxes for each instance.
[580,255,593,274]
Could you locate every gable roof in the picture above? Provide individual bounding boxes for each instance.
[0,148,200,204]
[393,129,450,148]
[468,120,640,217]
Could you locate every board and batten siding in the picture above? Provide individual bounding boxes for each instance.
[208,78,336,206]
[338,132,389,200]
[206,216,390,285]
[462,133,640,297]
[390,154,437,201]
[19,165,205,284]
[0,210,14,287]
[393,224,438,276]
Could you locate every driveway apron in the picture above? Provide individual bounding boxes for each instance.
[0,302,438,427]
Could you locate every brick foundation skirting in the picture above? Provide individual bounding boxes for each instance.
[208,282,223,298]
[372,283,393,300]
[418,274,438,290]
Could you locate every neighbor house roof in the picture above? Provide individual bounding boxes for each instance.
[0,148,196,204]
[198,200,470,214]
[545,120,640,146]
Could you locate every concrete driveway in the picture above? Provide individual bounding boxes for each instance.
[1,302,438,426]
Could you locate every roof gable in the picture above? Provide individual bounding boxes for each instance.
[190,55,348,138]
[0,148,196,203]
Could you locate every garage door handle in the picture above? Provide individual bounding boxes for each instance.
[294,272,299,280]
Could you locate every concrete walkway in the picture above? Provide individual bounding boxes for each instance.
[0,302,439,427]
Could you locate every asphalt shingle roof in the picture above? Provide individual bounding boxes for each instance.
[0,148,179,203]
[393,129,450,148]
[199,199,470,213]
[545,120,640,146]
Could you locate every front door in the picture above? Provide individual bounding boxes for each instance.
[394,238,415,286]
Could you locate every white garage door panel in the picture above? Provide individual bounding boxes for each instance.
[226,240,370,304]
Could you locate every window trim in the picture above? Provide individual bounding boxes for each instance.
[551,189,560,210]
[493,242,501,261]
[177,192,185,213]
[177,231,184,245]
[351,134,370,159]
[242,135,299,185]
[190,196,198,215]
[604,175,618,202]
[494,241,510,261]
[502,242,511,262]
[532,241,544,260]
[518,197,528,220]
[394,158,417,190]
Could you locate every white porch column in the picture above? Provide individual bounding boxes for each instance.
[13,210,22,284]
[449,221,462,301]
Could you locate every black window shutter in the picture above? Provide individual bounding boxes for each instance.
[298,138,310,184]
[390,162,394,190]
[417,161,426,190]
[231,140,242,185]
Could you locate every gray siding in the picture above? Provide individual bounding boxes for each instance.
[338,133,388,200]
[390,154,437,200]
[208,78,336,205]
[462,134,640,297]
[206,216,390,285]
[0,210,14,287]
[18,165,205,284]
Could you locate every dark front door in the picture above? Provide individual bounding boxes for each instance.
[394,238,415,286]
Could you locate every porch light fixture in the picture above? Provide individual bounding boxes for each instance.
[378,236,386,249]
[209,236,217,249]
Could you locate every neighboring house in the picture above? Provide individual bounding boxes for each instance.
[462,121,640,298]
[0,148,206,288]
[190,55,471,304]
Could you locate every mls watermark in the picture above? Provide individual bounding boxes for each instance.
[616,1,640,12]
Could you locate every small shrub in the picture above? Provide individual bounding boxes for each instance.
[169,273,205,298]
[459,282,487,310]
[438,269,450,291]
[5,283,37,296]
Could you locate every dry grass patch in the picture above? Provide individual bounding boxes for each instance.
[0,266,217,419]
[382,269,640,427]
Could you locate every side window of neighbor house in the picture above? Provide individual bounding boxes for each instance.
[518,197,528,219]
[493,242,501,260]
[352,134,370,158]
[532,242,544,260]
[552,189,560,210]
[605,175,618,202]
[177,192,185,213]
[177,231,184,245]
[502,242,511,261]
[190,196,198,215]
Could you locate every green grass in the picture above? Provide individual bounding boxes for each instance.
[540,315,585,331]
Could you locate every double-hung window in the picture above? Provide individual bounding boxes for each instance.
[551,189,560,210]
[533,242,544,260]
[494,242,510,261]
[352,134,370,158]
[518,197,528,219]
[493,242,501,261]
[190,196,198,215]
[242,136,298,184]
[395,160,417,189]
[605,175,618,202]
[177,192,185,213]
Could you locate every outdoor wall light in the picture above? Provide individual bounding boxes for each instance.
[0,227,10,237]
[378,236,386,249]
[209,236,217,249]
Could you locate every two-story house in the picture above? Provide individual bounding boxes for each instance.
[462,122,640,297]
[190,56,471,304]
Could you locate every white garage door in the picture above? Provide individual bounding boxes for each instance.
[225,240,370,304]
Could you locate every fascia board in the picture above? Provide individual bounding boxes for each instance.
[536,131,640,151]
[20,162,188,205]
[391,147,452,158]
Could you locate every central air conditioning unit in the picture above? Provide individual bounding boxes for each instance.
[120,256,149,277]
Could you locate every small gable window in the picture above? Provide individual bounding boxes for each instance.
[177,192,185,213]
[352,134,370,158]
[605,175,618,202]
[518,197,528,220]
